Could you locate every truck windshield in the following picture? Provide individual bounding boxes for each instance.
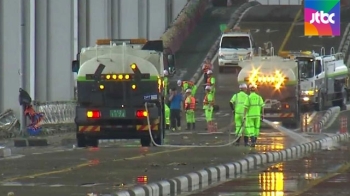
[298,60,314,78]
[220,36,250,49]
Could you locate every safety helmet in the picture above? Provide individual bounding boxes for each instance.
[177,80,182,86]
[185,89,192,93]
[249,84,257,90]
[205,86,211,90]
[207,70,213,75]
[163,70,169,76]
[239,84,247,89]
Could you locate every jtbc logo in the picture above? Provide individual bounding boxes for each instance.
[310,11,335,24]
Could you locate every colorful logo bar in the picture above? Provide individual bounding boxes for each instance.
[304,0,340,36]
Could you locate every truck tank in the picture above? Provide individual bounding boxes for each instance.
[78,45,163,78]
[237,56,297,101]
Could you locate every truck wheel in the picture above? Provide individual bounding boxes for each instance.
[140,137,151,147]
[315,94,324,111]
[153,134,164,146]
[341,91,347,110]
[77,134,87,148]
[87,138,99,147]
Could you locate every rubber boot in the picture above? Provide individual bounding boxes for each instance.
[254,137,258,145]
[165,124,170,131]
[235,136,241,146]
[186,123,191,130]
[243,136,249,146]
[192,123,195,130]
[250,136,256,147]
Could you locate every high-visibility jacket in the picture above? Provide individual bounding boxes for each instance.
[230,91,248,114]
[185,96,196,110]
[202,63,212,73]
[206,77,215,86]
[203,92,214,109]
[182,81,194,90]
[244,92,265,117]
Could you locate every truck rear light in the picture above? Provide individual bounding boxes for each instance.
[136,110,148,118]
[87,110,101,118]
[137,176,148,183]
[283,104,290,109]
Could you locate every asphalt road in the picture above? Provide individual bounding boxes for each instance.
[189,140,350,196]
[239,5,301,53]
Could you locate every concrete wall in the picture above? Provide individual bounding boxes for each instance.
[0,0,188,115]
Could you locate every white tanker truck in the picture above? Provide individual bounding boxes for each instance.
[280,47,349,111]
[238,47,349,127]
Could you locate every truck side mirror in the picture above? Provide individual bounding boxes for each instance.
[72,60,80,73]
[167,54,175,68]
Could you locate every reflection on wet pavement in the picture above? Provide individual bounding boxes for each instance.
[189,141,350,196]
[0,129,295,196]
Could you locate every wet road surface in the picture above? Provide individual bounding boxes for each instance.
[188,140,350,196]
[0,130,297,196]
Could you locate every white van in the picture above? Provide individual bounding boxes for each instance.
[218,30,255,73]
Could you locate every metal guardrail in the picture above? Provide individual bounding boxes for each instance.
[0,101,76,138]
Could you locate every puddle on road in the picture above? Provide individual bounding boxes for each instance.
[189,144,350,196]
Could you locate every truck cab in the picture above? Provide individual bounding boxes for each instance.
[294,47,349,111]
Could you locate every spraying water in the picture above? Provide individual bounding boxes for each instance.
[263,119,311,144]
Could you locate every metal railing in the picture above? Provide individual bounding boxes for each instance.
[0,101,76,138]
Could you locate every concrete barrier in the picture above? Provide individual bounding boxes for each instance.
[113,133,350,196]
[0,147,12,158]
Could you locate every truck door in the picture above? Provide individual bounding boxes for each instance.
[314,60,325,90]
[327,62,335,93]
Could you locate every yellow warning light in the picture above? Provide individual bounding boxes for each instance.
[106,75,111,79]
[132,84,136,89]
[246,69,288,90]
[112,74,117,79]
[131,63,137,70]
[125,75,130,79]
[118,75,123,79]
[99,85,105,90]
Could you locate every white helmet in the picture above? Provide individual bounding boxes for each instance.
[205,86,211,90]
[177,80,182,86]
[163,70,169,76]
[185,89,192,93]
[207,70,213,74]
[249,84,257,89]
[239,84,247,89]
